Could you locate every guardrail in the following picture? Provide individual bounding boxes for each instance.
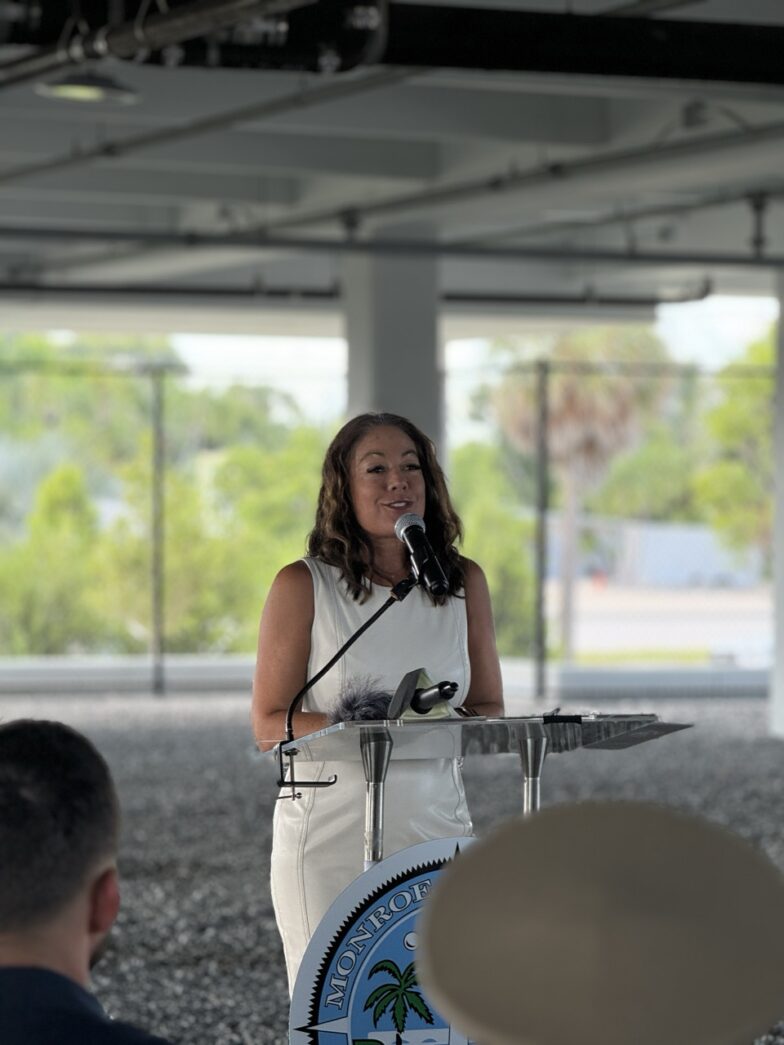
[0,656,769,701]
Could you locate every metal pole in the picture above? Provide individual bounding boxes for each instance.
[518,732,548,816]
[770,272,784,736]
[360,729,393,868]
[533,359,550,702]
[3,220,784,271]
[151,369,166,696]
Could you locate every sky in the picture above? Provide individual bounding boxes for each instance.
[655,294,778,367]
[171,333,347,424]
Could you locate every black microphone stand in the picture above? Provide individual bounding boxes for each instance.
[277,575,416,800]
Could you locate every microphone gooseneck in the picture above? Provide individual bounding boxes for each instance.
[394,513,449,597]
[277,574,416,799]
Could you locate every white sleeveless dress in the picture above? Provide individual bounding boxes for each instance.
[270,557,473,990]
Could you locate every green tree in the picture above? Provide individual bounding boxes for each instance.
[692,332,774,570]
[0,464,104,653]
[96,443,249,652]
[0,330,321,654]
[166,383,301,458]
[587,423,703,522]
[93,425,327,654]
[0,332,178,541]
[362,960,434,1045]
[450,441,535,655]
[0,331,175,455]
[588,364,706,522]
[212,426,326,647]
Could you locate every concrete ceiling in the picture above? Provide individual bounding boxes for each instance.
[1,0,784,325]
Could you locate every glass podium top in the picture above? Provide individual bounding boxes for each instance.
[278,713,690,762]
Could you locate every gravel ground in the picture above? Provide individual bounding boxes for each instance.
[2,693,784,1044]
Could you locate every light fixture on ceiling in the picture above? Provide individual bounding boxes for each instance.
[34,67,138,105]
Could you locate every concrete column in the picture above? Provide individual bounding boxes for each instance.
[342,244,443,449]
[771,275,784,735]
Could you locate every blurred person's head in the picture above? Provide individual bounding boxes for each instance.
[0,720,120,987]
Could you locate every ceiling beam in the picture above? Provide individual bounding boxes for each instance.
[406,68,784,107]
[241,113,784,236]
[0,201,181,230]
[381,6,784,87]
[276,86,609,145]
[0,66,415,188]
[6,5,784,91]
[0,166,302,209]
[0,112,443,181]
[602,0,700,14]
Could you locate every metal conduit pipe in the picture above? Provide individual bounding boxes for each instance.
[233,236,784,269]
[459,185,784,248]
[0,225,779,267]
[442,280,712,308]
[0,0,311,90]
[0,278,712,308]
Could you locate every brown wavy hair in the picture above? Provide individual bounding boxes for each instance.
[307,412,465,603]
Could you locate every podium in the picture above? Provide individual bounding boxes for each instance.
[281,712,691,1043]
[279,712,690,866]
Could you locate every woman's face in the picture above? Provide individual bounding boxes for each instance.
[348,424,427,540]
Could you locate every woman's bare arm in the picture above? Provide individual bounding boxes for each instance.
[252,561,330,750]
[461,559,504,718]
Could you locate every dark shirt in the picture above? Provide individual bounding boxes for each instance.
[0,966,171,1045]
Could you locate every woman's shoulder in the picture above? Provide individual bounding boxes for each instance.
[276,556,344,591]
[457,556,485,582]
[458,557,491,599]
[260,561,315,634]
[270,559,313,597]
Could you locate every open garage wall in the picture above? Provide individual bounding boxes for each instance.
[0,297,776,707]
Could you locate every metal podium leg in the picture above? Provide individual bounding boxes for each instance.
[518,733,548,816]
[360,730,393,869]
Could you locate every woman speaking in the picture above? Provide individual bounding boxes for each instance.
[252,412,503,990]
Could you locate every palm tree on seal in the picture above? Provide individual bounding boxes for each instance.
[362,959,434,1044]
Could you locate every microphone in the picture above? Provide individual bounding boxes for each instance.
[328,678,392,724]
[411,680,458,714]
[394,513,449,597]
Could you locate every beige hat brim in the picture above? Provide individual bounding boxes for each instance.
[418,801,784,1045]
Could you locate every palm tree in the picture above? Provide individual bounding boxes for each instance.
[362,959,434,1045]
[493,326,669,660]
